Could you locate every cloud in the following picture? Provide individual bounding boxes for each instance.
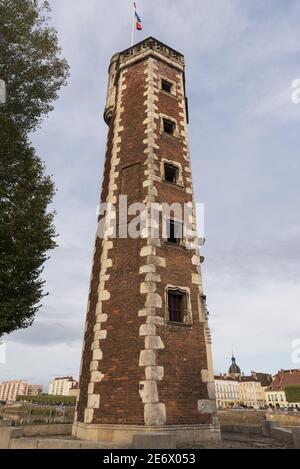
[6,320,83,347]
[209,278,300,375]
[203,228,300,287]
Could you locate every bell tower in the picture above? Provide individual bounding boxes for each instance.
[72,37,220,446]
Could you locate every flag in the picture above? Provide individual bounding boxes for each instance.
[135,11,142,23]
[134,3,142,31]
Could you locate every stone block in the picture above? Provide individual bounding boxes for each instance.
[88,383,94,395]
[145,366,164,381]
[87,394,100,409]
[146,316,164,326]
[98,289,110,301]
[139,380,158,403]
[90,371,104,382]
[140,282,157,294]
[197,399,217,414]
[138,307,156,317]
[207,382,216,399]
[93,348,103,360]
[145,273,161,282]
[191,273,200,285]
[132,432,176,449]
[139,324,156,336]
[96,313,108,323]
[145,335,164,350]
[139,264,156,274]
[139,349,156,366]
[144,403,166,426]
[94,330,107,340]
[0,427,23,449]
[84,408,94,424]
[140,246,155,257]
[38,438,81,449]
[146,293,162,308]
[90,360,98,371]
[23,424,72,438]
[10,438,39,449]
[191,255,200,266]
[201,369,214,383]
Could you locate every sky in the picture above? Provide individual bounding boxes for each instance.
[1,0,300,388]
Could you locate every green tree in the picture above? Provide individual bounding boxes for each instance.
[0,0,69,132]
[0,121,57,336]
[285,385,300,403]
[0,0,69,337]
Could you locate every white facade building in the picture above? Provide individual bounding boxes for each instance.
[27,384,43,396]
[0,381,28,402]
[239,379,264,408]
[48,377,77,396]
[265,390,286,408]
[214,377,240,408]
[214,356,266,409]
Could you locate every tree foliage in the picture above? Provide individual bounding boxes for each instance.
[0,120,57,336]
[285,385,300,403]
[0,0,69,337]
[0,0,69,132]
[17,394,76,406]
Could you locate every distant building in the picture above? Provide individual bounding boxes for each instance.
[27,384,43,396]
[214,375,240,408]
[48,377,78,396]
[0,381,28,402]
[214,355,265,409]
[239,376,264,408]
[68,384,79,399]
[265,369,300,409]
[251,371,273,389]
[228,355,241,379]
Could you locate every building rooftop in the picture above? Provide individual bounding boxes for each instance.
[251,371,273,387]
[267,369,300,391]
[109,36,185,73]
[52,376,74,381]
[214,375,239,382]
[228,355,241,375]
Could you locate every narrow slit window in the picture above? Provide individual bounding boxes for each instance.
[168,290,187,323]
[166,219,183,245]
[164,163,178,184]
[161,79,173,94]
[163,118,175,135]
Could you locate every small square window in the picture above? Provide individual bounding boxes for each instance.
[163,118,175,135]
[161,79,173,94]
[168,290,187,323]
[164,163,178,184]
[166,219,183,245]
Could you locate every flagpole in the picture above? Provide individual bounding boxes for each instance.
[131,3,135,46]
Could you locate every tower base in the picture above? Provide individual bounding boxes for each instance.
[72,422,221,448]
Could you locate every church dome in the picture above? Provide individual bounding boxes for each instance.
[228,355,241,375]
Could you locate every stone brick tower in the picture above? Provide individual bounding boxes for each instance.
[72,37,220,446]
